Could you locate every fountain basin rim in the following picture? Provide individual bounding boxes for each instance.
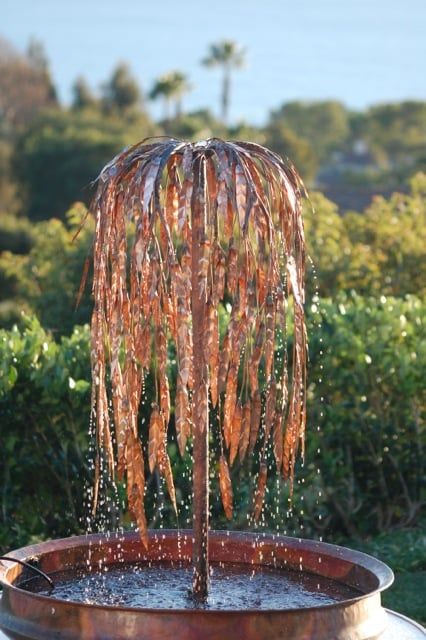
[0,530,394,614]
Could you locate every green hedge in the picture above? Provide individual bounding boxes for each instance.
[306,294,425,537]
[0,296,425,552]
[0,317,91,551]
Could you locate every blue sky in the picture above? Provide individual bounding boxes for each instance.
[3,0,426,124]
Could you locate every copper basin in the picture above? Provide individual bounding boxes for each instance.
[0,530,394,640]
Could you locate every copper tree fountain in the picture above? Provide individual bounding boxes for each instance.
[88,137,307,598]
[0,138,405,640]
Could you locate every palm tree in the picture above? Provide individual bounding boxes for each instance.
[149,71,192,121]
[201,40,246,124]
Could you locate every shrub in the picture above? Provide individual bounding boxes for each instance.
[0,203,93,335]
[304,173,426,298]
[306,293,425,537]
[341,173,426,296]
[0,316,91,552]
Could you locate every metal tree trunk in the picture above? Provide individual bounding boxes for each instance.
[191,155,210,598]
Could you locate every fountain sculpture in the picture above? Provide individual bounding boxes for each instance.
[86,137,307,597]
[1,139,422,639]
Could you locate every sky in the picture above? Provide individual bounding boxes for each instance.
[2,0,426,124]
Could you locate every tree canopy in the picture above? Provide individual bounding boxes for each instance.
[269,100,350,161]
[101,63,143,113]
[0,39,57,129]
[14,109,157,220]
[71,76,97,111]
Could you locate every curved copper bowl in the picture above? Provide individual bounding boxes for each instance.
[0,530,393,640]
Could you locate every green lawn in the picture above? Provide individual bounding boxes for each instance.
[383,571,426,625]
[346,527,426,626]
